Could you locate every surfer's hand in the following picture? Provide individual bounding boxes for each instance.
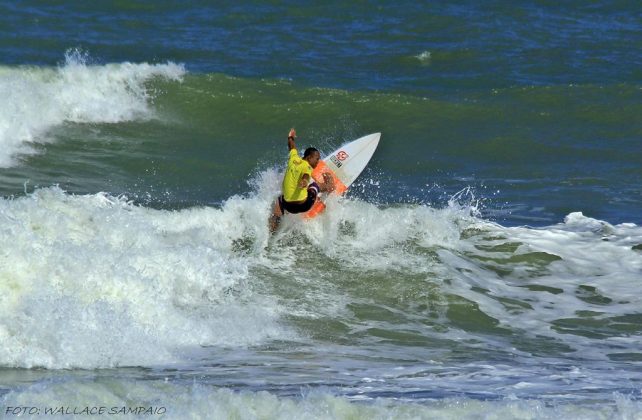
[288,128,296,139]
[322,173,335,192]
[298,179,308,188]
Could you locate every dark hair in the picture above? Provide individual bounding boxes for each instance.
[303,147,319,158]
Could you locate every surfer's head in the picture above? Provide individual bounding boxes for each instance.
[303,147,321,168]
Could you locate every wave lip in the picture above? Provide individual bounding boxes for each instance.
[0,50,185,167]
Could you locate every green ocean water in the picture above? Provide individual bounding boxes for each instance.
[0,2,642,419]
[2,72,640,225]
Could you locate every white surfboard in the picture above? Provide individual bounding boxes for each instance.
[306,132,381,218]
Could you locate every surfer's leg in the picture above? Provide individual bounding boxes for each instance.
[269,196,284,233]
[270,187,319,228]
[268,214,281,234]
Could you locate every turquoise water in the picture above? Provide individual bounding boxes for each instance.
[1,2,641,419]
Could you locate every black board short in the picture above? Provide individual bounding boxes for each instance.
[278,182,319,214]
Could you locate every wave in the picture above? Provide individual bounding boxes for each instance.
[272,186,642,363]
[1,178,641,369]
[2,378,640,419]
[0,186,290,369]
[0,50,184,168]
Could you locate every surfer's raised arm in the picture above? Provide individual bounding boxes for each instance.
[287,128,296,150]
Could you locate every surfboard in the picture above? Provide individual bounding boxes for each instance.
[305,132,381,218]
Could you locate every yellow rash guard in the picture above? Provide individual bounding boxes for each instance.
[282,148,313,202]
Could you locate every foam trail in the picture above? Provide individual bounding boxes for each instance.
[0,50,185,167]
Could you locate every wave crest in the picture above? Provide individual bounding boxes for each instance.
[0,50,185,167]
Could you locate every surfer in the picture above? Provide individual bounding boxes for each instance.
[269,128,334,233]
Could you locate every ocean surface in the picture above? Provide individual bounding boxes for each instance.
[0,1,641,419]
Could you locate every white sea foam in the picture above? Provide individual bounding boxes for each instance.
[2,179,641,370]
[265,172,642,362]
[0,50,185,167]
[0,175,477,369]
[415,50,432,63]
[436,211,642,360]
[2,378,640,420]
[0,187,289,369]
